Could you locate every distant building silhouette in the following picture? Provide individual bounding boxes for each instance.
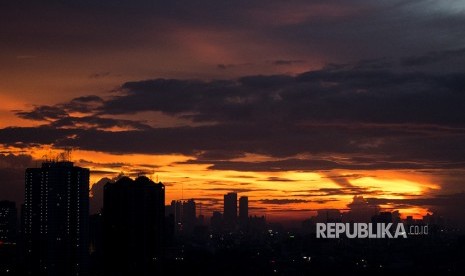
[239,196,248,229]
[224,192,237,230]
[372,211,393,224]
[182,199,196,234]
[166,199,197,235]
[392,210,401,223]
[168,200,183,224]
[210,211,223,234]
[406,215,414,225]
[103,176,165,276]
[315,209,342,223]
[0,200,17,243]
[423,212,444,225]
[248,215,266,237]
[24,161,90,276]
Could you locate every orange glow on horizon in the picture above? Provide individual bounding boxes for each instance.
[0,143,443,221]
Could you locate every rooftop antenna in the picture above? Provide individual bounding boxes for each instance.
[65,147,72,162]
[40,154,48,167]
[58,151,66,162]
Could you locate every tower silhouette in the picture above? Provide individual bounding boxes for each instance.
[103,176,165,275]
[24,161,90,276]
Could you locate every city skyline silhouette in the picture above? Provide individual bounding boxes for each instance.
[2,0,465,274]
[0,161,464,275]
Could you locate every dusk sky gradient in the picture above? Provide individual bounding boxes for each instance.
[1,0,465,222]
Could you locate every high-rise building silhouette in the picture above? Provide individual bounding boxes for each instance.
[239,196,248,228]
[171,200,183,224]
[210,211,223,234]
[182,199,196,234]
[0,200,17,243]
[224,192,237,230]
[24,161,90,276]
[103,176,165,276]
[166,199,196,235]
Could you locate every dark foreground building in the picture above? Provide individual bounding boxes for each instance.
[0,200,17,274]
[24,161,90,276]
[103,176,165,275]
[0,200,17,243]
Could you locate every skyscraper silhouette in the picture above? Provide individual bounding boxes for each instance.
[103,176,165,276]
[183,199,196,233]
[167,200,183,234]
[24,161,90,276]
[224,192,237,230]
[166,199,197,235]
[239,196,248,229]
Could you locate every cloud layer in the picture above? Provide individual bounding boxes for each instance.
[4,63,465,173]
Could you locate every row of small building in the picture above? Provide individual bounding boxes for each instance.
[166,192,249,235]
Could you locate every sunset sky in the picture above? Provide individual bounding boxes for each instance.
[1,0,465,222]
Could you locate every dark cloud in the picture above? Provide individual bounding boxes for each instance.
[89,177,111,215]
[313,199,339,204]
[0,126,73,146]
[272,59,305,66]
[89,72,111,79]
[0,154,35,168]
[402,47,465,67]
[216,63,252,70]
[322,173,368,180]
[366,193,465,209]
[15,94,150,131]
[49,115,152,130]
[16,106,68,121]
[88,170,119,175]
[0,154,36,204]
[4,0,462,81]
[17,96,101,118]
[204,187,275,193]
[316,187,382,197]
[3,65,465,172]
[194,150,246,162]
[217,64,234,70]
[95,69,465,127]
[324,173,356,188]
[63,95,104,113]
[77,159,127,169]
[367,193,465,228]
[259,199,309,205]
[265,177,298,182]
[89,174,127,214]
[198,157,465,172]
